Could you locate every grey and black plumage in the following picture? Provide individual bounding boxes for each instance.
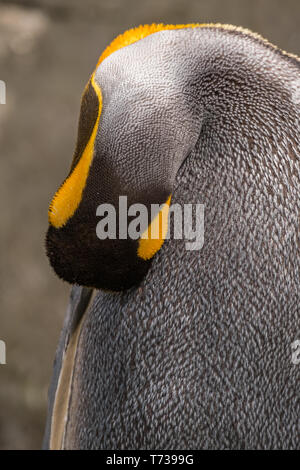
[44,24,300,449]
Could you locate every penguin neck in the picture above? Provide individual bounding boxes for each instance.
[159,26,299,172]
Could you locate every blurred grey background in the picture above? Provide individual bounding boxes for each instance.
[0,0,299,450]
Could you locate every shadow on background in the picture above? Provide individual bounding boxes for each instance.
[0,0,299,449]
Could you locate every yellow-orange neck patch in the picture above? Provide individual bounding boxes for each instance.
[137,195,172,260]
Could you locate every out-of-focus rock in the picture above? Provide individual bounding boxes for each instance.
[0,5,49,58]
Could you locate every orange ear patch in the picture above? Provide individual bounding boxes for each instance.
[48,74,102,228]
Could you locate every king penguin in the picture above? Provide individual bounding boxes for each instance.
[44,24,300,449]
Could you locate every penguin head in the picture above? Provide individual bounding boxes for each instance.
[46,24,200,291]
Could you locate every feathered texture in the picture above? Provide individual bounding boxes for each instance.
[44,24,300,449]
